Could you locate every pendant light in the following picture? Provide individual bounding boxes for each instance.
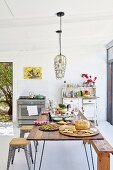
[54,12,66,79]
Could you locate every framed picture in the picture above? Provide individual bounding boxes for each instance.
[24,67,42,79]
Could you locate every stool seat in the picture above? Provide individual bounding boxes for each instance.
[9,138,30,147]
[20,125,34,132]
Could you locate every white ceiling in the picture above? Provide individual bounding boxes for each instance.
[0,0,113,51]
[0,0,113,18]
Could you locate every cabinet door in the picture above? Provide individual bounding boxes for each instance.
[82,98,97,119]
[83,103,96,120]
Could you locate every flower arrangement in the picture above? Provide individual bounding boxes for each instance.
[82,74,97,87]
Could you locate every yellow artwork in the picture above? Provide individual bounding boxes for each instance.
[24,67,42,79]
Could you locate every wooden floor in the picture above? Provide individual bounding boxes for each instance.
[0,121,113,170]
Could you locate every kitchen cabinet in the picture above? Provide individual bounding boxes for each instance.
[17,98,45,126]
[62,97,98,125]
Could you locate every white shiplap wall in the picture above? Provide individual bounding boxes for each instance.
[0,44,107,122]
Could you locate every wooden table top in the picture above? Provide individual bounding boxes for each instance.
[27,112,104,141]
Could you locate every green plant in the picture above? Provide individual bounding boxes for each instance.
[59,104,67,109]
[0,63,12,115]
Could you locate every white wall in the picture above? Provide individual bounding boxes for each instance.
[0,45,107,122]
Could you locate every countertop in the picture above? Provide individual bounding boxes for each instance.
[63,96,99,99]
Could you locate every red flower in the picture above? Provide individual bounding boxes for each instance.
[94,77,97,81]
[87,79,92,83]
[82,74,97,85]
[82,74,88,79]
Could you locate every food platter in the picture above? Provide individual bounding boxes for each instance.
[59,130,99,137]
[59,125,99,137]
[39,124,59,131]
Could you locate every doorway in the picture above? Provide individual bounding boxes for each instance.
[0,62,13,122]
[107,42,113,124]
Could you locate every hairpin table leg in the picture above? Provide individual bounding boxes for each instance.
[83,142,91,170]
[39,140,45,170]
[90,144,95,170]
[34,141,38,170]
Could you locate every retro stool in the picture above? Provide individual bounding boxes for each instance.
[7,138,33,170]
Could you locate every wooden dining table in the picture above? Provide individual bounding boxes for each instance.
[27,111,113,170]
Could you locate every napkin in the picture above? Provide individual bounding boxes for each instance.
[41,111,50,115]
[34,121,48,125]
[27,106,38,116]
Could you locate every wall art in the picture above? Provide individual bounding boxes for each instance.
[24,67,42,79]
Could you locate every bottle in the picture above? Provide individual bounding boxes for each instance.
[64,81,66,88]
[80,91,83,96]
[67,104,71,111]
[63,81,66,97]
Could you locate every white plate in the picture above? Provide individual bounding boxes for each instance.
[90,128,98,132]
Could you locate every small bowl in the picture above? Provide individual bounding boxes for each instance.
[52,117,63,121]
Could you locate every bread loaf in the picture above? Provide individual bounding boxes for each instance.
[75,119,90,130]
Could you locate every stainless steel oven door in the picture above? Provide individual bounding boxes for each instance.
[18,105,41,119]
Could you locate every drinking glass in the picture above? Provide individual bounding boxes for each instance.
[73,107,79,116]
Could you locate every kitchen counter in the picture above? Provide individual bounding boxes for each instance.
[19,95,46,100]
[62,96,99,99]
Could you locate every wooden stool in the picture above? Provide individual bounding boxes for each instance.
[19,125,38,152]
[7,138,33,170]
[20,125,34,138]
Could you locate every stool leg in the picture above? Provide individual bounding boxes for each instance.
[20,131,25,138]
[29,144,33,164]
[11,148,16,164]
[24,146,31,170]
[18,132,25,152]
[7,146,13,170]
